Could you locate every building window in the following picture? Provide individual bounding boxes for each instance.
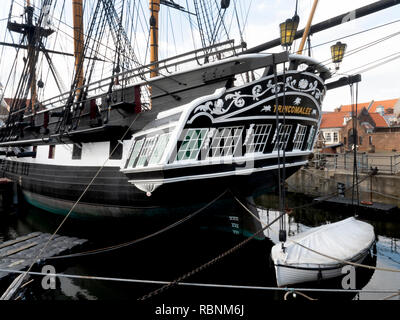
[48,145,55,159]
[72,144,82,160]
[207,126,243,158]
[273,124,292,152]
[359,136,363,145]
[177,129,208,161]
[245,124,272,154]
[369,136,372,145]
[333,132,339,143]
[293,124,307,151]
[324,132,331,142]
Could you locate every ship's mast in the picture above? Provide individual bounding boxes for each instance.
[7,0,54,112]
[26,0,37,112]
[72,0,84,91]
[149,0,160,78]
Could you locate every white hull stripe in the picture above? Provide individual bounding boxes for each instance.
[128,160,308,185]
[122,151,309,174]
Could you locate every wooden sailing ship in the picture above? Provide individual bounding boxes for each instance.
[0,0,387,236]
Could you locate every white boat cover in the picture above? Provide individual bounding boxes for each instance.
[271,217,375,267]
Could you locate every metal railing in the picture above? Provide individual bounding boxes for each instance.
[312,152,400,175]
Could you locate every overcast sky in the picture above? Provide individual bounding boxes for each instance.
[239,0,400,111]
[0,0,399,111]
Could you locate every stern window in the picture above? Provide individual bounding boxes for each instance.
[149,133,171,165]
[207,126,243,158]
[136,136,158,167]
[293,124,307,151]
[306,126,316,150]
[245,124,272,154]
[177,129,208,161]
[127,138,145,168]
[273,125,292,152]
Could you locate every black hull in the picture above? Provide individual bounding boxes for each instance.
[0,53,326,237]
[0,159,302,237]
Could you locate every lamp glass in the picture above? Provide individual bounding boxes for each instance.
[279,16,299,47]
[331,41,347,63]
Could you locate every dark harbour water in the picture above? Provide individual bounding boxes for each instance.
[0,192,399,303]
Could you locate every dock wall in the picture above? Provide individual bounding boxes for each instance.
[287,166,400,208]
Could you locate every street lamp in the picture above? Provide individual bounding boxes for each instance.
[279,14,300,49]
[331,41,347,70]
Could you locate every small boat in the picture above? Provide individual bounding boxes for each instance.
[271,217,375,287]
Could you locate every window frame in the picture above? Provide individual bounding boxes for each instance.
[176,128,209,161]
[245,124,272,154]
[206,126,244,159]
[273,124,292,152]
[293,124,307,151]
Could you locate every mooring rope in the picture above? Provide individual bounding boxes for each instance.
[0,267,398,299]
[284,289,317,301]
[0,190,229,263]
[137,208,287,301]
[44,189,229,260]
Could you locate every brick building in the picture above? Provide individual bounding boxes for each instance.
[318,98,400,153]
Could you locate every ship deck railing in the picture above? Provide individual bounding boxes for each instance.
[6,40,243,119]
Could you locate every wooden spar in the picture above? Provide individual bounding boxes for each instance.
[296,0,318,55]
[243,0,400,54]
[149,0,160,78]
[72,0,84,91]
[148,0,160,109]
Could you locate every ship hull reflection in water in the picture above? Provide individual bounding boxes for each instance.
[2,193,399,301]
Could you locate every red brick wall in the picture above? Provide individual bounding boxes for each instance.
[340,118,400,152]
[369,132,400,152]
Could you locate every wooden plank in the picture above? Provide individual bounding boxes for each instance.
[0,242,38,259]
[7,260,25,268]
[0,233,88,286]
[0,274,25,300]
[0,233,41,250]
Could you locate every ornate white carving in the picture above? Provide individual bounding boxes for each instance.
[193,74,324,117]
[261,105,272,112]
[293,97,302,106]
[243,124,255,145]
[202,128,216,150]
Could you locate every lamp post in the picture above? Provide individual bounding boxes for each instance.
[331,41,347,70]
[279,14,299,50]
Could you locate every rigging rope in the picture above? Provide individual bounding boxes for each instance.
[350,81,360,212]
[1,112,141,299]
